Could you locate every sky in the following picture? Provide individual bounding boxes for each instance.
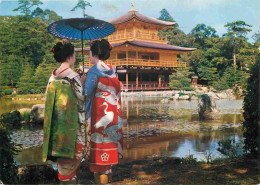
[0,0,259,42]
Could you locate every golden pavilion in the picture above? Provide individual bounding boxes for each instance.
[75,9,196,91]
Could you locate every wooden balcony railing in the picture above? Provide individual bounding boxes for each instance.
[108,31,167,43]
[84,58,186,68]
[121,82,169,91]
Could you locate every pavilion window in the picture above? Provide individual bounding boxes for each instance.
[141,55,149,60]
[128,51,136,58]
[118,53,126,59]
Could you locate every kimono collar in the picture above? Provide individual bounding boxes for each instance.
[95,60,116,78]
[52,68,79,80]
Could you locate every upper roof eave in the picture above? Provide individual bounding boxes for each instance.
[108,9,175,27]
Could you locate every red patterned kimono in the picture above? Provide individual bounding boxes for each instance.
[89,75,123,172]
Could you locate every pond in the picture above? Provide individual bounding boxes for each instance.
[0,96,244,166]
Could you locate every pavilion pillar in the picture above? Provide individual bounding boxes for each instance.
[136,72,139,89]
[126,72,129,89]
[158,72,161,88]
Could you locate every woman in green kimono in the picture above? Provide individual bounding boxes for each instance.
[43,40,88,183]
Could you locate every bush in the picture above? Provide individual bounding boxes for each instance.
[212,80,229,90]
[212,66,249,91]
[4,89,13,95]
[178,92,187,96]
[181,154,197,165]
[21,111,31,123]
[0,127,20,184]
[217,139,243,158]
[169,67,194,91]
[0,111,21,125]
[183,86,195,91]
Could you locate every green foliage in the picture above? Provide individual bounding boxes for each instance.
[158,8,178,27]
[71,0,92,18]
[212,66,249,90]
[242,57,259,157]
[158,18,254,90]
[21,111,31,123]
[17,63,35,94]
[31,8,62,24]
[13,0,43,15]
[181,154,198,165]
[217,139,243,158]
[191,24,218,38]
[224,21,252,39]
[190,24,218,49]
[33,62,59,93]
[0,111,21,125]
[3,89,13,95]
[169,68,194,91]
[0,15,58,68]
[0,127,20,184]
[0,14,59,93]
[0,55,21,87]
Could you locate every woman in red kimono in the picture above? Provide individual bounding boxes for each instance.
[83,39,123,184]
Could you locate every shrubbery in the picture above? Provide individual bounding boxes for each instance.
[0,111,21,125]
[0,126,20,184]
[169,68,195,91]
[242,58,259,157]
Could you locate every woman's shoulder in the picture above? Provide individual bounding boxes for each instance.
[88,64,100,74]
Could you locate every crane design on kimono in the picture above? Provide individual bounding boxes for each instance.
[95,102,114,129]
[96,82,120,106]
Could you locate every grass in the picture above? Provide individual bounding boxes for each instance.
[105,156,259,185]
[20,111,31,123]
[17,155,259,184]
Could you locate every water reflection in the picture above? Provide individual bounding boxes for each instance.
[121,97,243,161]
[1,96,244,164]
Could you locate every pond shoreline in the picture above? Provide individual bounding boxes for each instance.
[2,88,241,101]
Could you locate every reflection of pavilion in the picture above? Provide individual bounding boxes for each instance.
[75,9,196,91]
[121,98,243,161]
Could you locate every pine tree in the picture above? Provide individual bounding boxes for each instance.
[34,61,59,93]
[13,0,43,16]
[169,68,194,91]
[158,9,178,27]
[0,55,21,87]
[17,63,35,94]
[71,0,92,18]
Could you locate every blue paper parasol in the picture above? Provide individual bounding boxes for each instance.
[48,18,115,74]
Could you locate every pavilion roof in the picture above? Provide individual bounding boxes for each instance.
[108,9,175,26]
[75,40,196,52]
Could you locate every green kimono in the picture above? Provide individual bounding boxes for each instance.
[42,79,79,162]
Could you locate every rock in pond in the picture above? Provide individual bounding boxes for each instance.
[30,104,45,123]
[198,94,220,120]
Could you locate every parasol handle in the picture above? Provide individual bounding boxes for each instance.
[81,31,84,75]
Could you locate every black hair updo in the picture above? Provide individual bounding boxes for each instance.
[52,40,75,63]
[90,39,112,61]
